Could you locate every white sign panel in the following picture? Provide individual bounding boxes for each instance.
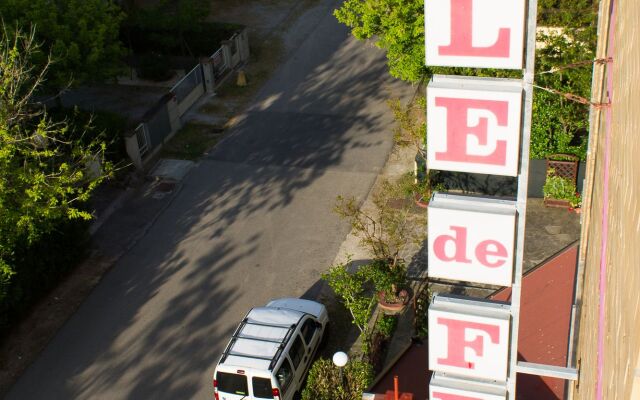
[425,0,526,69]
[429,372,507,400]
[429,295,510,381]
[427,76,523,176]
[430,372,507,400]
[428,193,517,286]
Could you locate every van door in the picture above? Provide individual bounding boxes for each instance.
[300,318,321,358]
[286,334,309,390]
[251,376,275,400]
[215,371,250,400]
[274,358,295,400]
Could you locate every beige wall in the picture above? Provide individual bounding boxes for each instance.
[572,0,640,398]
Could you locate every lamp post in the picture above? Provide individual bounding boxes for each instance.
[332,351,349,389]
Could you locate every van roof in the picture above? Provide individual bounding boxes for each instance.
[219,307,305,370]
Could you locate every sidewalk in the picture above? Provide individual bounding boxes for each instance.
[0,162,191,396]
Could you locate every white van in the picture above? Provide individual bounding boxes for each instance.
[213,298,329,400]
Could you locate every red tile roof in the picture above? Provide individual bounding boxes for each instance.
[371,244,578,400]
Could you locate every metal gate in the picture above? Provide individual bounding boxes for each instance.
[211,48,227,78]
[134,123,150,157]
[170,64,204,103]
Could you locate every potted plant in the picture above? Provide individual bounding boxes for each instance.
[409,169,446,208]
[568,192,582,213]
[543,168,581,209]
[364,259,411,315]
[332,178,425,313]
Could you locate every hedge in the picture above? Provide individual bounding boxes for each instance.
[0,218,90,338]
[302,358,373,400]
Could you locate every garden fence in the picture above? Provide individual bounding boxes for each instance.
[125,28,250,169]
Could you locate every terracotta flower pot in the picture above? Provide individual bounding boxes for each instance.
[414,193,429,208]
[378,289,411,315]
[544,198,572,208]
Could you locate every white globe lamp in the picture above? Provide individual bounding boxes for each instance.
[332,351,349,367]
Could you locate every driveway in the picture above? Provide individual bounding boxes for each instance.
[6,1,412,398]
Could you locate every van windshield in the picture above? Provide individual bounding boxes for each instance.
[217,372,248,396]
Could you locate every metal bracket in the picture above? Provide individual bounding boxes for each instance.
[516,361,578,381]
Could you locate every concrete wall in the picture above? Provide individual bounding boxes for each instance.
[571,0,640,398]
[177,83,204,115]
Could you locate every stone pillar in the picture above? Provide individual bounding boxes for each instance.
[124,130,143,170]
[238,29,250,63]
[221,41,233,70]
[166,95,182,133]
[200,58,216,93]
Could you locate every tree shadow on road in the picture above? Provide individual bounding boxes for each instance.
[7,18,416,400]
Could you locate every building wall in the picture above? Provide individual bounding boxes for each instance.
[572,0,640,398]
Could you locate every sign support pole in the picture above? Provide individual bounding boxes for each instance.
[507,0,538,398]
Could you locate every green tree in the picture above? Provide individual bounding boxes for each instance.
[335,0,426,82]
[125,0,210,56]
[531,3,597,160]
[336,0,597,159]
[0,0,126,88]
[322,258,376,334]
[0,27,112,301]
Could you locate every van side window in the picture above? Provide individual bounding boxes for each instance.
[252,377,274,399]
[276,359,293,393]
[301,319,317,344]
[289,335,305,369]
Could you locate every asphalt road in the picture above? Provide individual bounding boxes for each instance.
[6,2,411,399]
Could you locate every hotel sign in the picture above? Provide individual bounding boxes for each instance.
[425,0,533,398]
[427,76,523,177]
[430,372,507,400]
[429,295,510,381]
[428,194,516,286]
[425,0,526,69]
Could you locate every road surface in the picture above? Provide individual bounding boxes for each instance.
[7,1,411,398]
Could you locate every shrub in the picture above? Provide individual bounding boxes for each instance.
[137,53,174,81]
[0,218,90,337]
[543,168,581,207]
[413,285,432,339]
[301,358,373,400]
[122,21,242,57]
[48,107,128,164]
[322,259,376,335]
[362,258,406,300]
[376,314,398,339]
[333,178,426,269]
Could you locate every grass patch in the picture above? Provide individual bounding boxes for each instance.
[199,101,228,115]
[161,123,223,160]
[212,35,284,111]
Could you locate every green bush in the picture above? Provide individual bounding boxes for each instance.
[48,107,128,165]
[0,218,90,337]
[137,53,174,82]
[413,285,432,339]
[542,169,581,207]
[362,259,406,299]
[301,358,373,400]
[122,22,242,57]
[376,314,397,339]
[322,259,376,335]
